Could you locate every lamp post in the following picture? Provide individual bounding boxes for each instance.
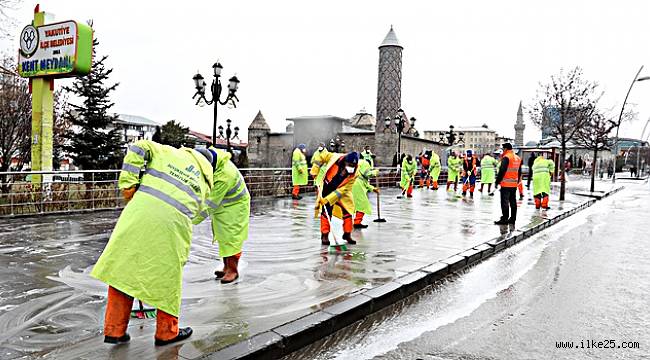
[635,116,650,177]
[217,119,240,154]
[612,65,649,183]
[438,125,465,146]
[192,61,240,145]
[383,108,418,167]
[329,136,345,153]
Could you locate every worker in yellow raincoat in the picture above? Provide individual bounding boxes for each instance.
[291,144,308,200]
[195,148,250,284]
[352,157,379,228]
[401,154,417,198]
[91,140,214,346]
[532,153,555,209]
[429,151,441,190]
[313,151,359,245]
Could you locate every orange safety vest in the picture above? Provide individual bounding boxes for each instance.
[420,155,430,168]
[500,150,521,188]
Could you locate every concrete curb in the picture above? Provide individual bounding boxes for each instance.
[202,187,622,359]
[573,186,624,200]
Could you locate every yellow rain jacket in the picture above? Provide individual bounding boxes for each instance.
[400,157,417,189]
[310,147,329,184]
[352,159,378,215]
[313,152,358,219]
[91,140,213,317]
[532,156,555,196]
[195,149,250,258]
[447,156,462,182]
[429,152,441,181]
[480,155,498,184]
[292,148,308,186]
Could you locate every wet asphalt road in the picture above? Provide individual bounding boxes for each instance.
[0,177,619,359]
[286,181,650,360]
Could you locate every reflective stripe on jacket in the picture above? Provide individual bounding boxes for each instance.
[118,140,213,223]
[92,140,213,317]
[196,149,250,257]
[500,151,522,188]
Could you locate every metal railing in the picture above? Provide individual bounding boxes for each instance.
[0,167,450,217]
[0,170,123,217]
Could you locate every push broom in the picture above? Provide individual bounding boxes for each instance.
[396,177,414,199]
[131,300,156,319]
[373,189,386,223]
[315,185,348,253]
[322,204,348,253]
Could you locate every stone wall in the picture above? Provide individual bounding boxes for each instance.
[338,133,375,153]
[248,131,294,168]
[267,133,294,167]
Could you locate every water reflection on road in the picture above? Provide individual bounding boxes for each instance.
[0,183,591,359]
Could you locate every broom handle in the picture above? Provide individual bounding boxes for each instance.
[376,191,382,220]
[322,204,340,246]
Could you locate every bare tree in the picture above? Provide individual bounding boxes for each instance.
[0,56,72,193]
[528,67,601,200]
[0,56,30,173]
[574,111,616,192]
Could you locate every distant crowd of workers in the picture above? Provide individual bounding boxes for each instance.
[89,139,555,347]
[291,142,556,236]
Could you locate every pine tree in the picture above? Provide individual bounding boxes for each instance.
[64,37,124,170]
[159,120,191,148]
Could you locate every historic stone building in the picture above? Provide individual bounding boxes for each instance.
[514,101,525,146]
[247,27,443,168]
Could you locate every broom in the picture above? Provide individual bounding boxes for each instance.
[315,185,348,253]
[373,190,386,222]
[396,177,414,199]
[130,300,156,319]
[322,204,348,253]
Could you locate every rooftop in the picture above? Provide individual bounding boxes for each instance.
[248,110,271,131]
[379,26,402,48]
[286,115,348,122]
[115,114,160,126]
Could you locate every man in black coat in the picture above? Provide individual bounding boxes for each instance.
[526,152,536,188]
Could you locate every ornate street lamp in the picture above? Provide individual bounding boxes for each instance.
[192,61,240,145]
[383,108,418,167]
[217,118,240,154]
[438,125,465,146]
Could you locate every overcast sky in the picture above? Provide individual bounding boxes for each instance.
[2,0,650,143]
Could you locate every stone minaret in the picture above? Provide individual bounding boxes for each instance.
[514,101,525,146]
[374,26,403,166]
[376,26,403,133]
